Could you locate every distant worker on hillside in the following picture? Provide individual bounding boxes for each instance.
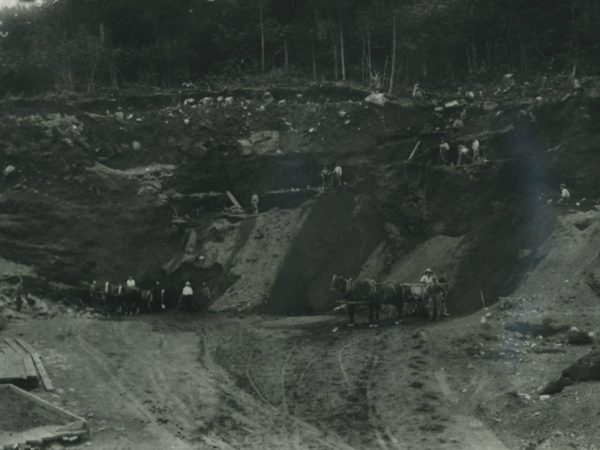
[333,163,343,187]
[472,139,481,163]
[14,277,27,312]
[126,276,136,289]
[251,193,259,214]
[457,144,470,166]
[320,166,330,191]
[557,183,571,205]
[412,83,424,99]
[89,280,98,303]
[439,140,451,165]
[179,281,194,312]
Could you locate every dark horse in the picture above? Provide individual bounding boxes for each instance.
[330,274,381,327]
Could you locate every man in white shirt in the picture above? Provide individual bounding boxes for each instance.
[557,183,571,205]
[179,281,194,312]
[126,276,136,289]
[420,268,438,286]
[457,145,470,166]
[333,164,343,187]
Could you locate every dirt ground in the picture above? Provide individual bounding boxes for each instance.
[2,81,600,449]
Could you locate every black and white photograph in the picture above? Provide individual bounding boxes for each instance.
[0,0,599,448]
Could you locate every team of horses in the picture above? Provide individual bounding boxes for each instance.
[89,282,166,316]
[330,274,448,327]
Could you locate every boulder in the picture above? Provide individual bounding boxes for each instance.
[237,139,253,156]
[132,140,143,151]
[3,165,16,177]
[365,93,388,106]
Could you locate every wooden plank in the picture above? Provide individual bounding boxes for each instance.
[225,190,243,209]
[5,337,23,354]
[6,384,88,427]
[406,140,421,161]
[0,353,28,381]
[22,355,38,379]
[14,338,54,391]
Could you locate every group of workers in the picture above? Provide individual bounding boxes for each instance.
[439,138,482,166]
[87,277,213,316]
[320,163,343,191]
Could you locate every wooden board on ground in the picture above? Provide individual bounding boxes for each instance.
[0,384,88,448]
[0,339,39,388]
[14,338,54,391]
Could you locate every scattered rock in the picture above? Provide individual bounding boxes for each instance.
[452,119,464,130]
[132,140,142,151]
[224,96,234,105]
[3,165,16,177]
[444,100,461,109]
[483,101,499,111]
[338,110,347,118]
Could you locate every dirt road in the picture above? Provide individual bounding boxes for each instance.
[5,313,510,449]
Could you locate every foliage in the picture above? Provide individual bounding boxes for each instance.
[0,0,598,93]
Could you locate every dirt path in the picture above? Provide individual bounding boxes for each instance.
[5,314,509,449]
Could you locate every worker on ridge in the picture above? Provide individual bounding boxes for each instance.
[472,139,481,163]
[457,144,470,166]
[332,163,343,187]
[89,280,98,303]
[557,183,571,205]
[251,193,259,214]
[179,281,194,312]
[14,277,27,312]
[439,139,451,165]
[320,165,330,191]
[126,276,136,289]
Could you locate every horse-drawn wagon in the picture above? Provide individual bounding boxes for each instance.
[330,274,448,327]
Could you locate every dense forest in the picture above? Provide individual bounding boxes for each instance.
[0,0,599,93]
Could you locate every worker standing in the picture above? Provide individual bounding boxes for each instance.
[179,281,194,312]
[126,276,136,289]
[332,163,343,187]
[14,277,27,312]
[439,140,451,165]
[251,193,259,214]
[472,139,481,163]
[320,166,330,191]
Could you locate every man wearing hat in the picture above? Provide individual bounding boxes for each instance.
[179,281,194,312]
[420,268,438,286]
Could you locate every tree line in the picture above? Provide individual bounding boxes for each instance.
[0,0,599,94]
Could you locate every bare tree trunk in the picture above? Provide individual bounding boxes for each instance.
[366,25,373,80]
[259,3,266,73]
[312,43,317,81]
[284,36,289,72]
[339,13,346,81]
[333,42,339,80]
[388,10,397,96]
